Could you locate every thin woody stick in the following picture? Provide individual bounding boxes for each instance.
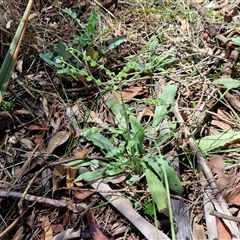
[173,102,240,239]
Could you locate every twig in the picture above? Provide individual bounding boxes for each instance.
[210,210,240,222]
[173,102,240,239]
[0,190,66,208]
[0,216,20,240]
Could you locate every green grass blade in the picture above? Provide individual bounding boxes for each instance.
[0,0,34,103]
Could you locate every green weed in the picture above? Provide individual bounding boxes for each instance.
[40,6,182,227]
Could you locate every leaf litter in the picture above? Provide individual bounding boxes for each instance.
[2,0,240,239]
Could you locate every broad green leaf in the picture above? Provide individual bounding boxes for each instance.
[75,168,106,182]
[56,42,72,61]
[82,128,116,155]
[151,84,178,131]
[144,155,182,194]
[213,78,240,89]
[197,131,240,152]
[108,35,127,49]
[145,168,167,211]
[129,115,145,145]
[105,166,123,175]
[65,159,101,167]
[158,84,178,104]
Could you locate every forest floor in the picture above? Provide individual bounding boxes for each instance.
[1,0,240,239]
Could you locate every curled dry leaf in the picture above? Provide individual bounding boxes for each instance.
[66,166,78,188]
[137,108,154,121]
[52,165,65,193]
[46,131,71,154]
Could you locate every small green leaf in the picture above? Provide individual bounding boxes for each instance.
[145,168,167,211]
[86,46,99,60]
[87,7,99,36]
[151,84,177,131]
[82,128,116,155]
[108,35,126,49]
[40,52,62,68]
[213,78,240,89]
[129,115,145,154]
[144,201,155,216]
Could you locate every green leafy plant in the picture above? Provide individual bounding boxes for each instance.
[40,6,182,216]
[40,8,178,89]
[67,84,182,213]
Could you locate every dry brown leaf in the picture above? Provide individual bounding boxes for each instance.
[46,131,71,154]
[180,19,189,33]
[41,97,49,117]
[50,113,62,131]
[86,211,108,240]
[52,224,64,236]
[137,108,154,121]
[217,109,232,121]
[103,174,128,184]
[12,226,24,240]
[52,165,65,193]
[211,120,231,131]
[88,111,105,126]
[0,14,5,27]
[28,124,48,131]
[216,218,232,240]
[209,155,230,190]
[74,190,93,201]
[121,87,146,101]
[42,215,53,240]
[66,166,78,188]
[74,148,90,157]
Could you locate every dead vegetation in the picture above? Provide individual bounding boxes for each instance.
[1,0,240,239]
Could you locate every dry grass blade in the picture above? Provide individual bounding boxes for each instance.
[0,0,33,103]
